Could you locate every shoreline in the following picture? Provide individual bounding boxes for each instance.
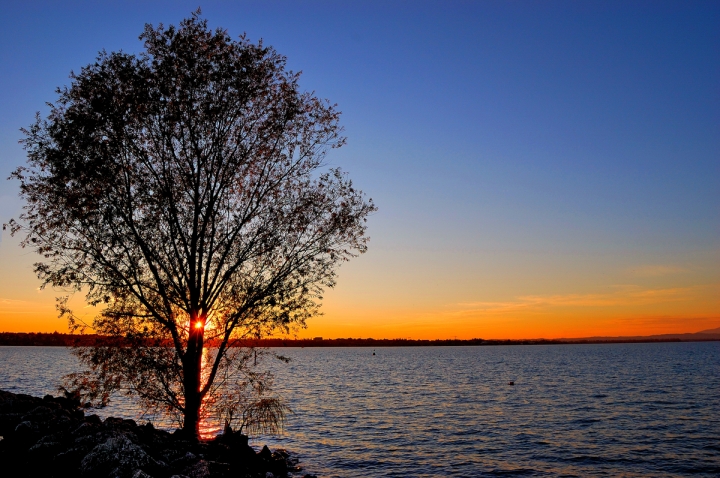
[0,389,311,478]
[0,331,718,347]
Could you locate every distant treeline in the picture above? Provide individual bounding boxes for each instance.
[0,332,695,347]
[249,337,561,347]
[0,332,103,347]
[239,337,685,347]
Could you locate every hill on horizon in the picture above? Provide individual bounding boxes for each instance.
[557,326,720,342]
[696,327,720,334]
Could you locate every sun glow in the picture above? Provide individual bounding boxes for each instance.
[194,321,204,330]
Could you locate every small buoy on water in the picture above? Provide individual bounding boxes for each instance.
[508,381,514,386]
[373,350,376,355]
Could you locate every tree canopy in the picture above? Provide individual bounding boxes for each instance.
[7,12,375,439]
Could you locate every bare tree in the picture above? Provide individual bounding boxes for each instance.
[6,12,375,440]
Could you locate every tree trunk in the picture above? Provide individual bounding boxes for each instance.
[182,316,205,440]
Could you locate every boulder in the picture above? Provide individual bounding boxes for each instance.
[183,459,211,478]
[79,434,155,478]
[131,470,153,478]
[0,389,303,478]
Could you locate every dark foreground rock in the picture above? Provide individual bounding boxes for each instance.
[0,390,314,478]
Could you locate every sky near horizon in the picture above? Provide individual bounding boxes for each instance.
[0,1,718,339]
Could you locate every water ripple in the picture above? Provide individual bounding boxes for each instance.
[0,342,718,477]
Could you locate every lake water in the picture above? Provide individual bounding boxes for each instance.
[1,343,718,477]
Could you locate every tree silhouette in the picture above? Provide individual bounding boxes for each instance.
[7,12,375,440]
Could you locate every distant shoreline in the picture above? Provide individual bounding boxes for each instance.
[0,331,718,347]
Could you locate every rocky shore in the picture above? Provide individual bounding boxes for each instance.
[0,390,315,478]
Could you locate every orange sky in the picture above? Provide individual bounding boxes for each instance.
[304,252,720,339]
[2,233,718,339]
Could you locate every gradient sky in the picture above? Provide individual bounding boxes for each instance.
[1,1,718,339]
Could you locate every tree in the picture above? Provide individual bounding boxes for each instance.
[6,12,375,440]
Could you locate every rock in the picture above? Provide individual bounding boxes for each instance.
[80,434,155,478]
[0,412,22,435]
[0,389,305,478]
[270,451,289,475]
[72,421,101,437]
[15,420,34,434]
[55,446,89,470]
[216,428,249,448]
[13,419,39,445]
[28,437,64,459]
[85,414,103,425]
[259,444,272,460]
[170,451,197,467]
[24,405,56,422]
[183,459,211,478]
[131,470,154,478]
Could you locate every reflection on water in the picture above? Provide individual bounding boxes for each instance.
[0,346,222,437]
[1,343,719,477]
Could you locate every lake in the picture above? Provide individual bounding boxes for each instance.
[1,342,718,477]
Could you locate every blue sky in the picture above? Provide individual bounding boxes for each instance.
[1,1,718,337]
